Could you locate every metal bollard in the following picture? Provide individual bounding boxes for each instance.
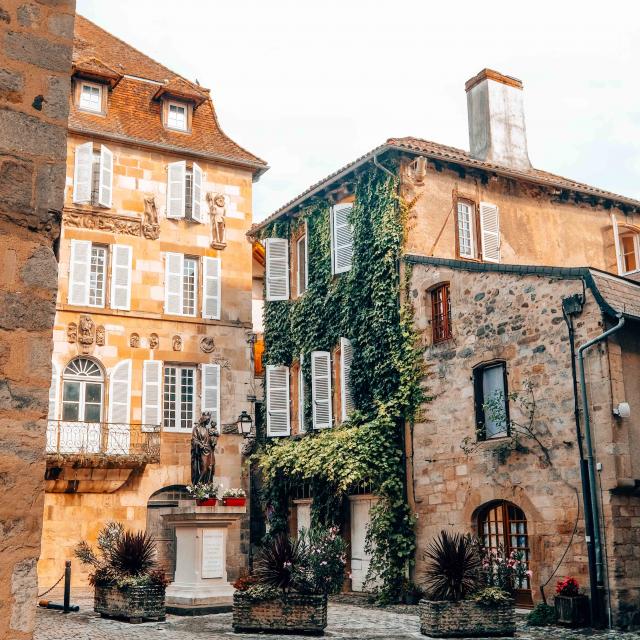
[38,560,79,613]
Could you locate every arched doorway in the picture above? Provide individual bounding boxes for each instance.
[146,486,190,579]
[478,500,533,606]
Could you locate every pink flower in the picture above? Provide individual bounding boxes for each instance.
[526,570,533,577]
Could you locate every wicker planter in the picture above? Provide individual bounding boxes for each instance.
[196,497,217,506]
[419,599,515,638]
[233,591,327,635]
[94,583,165,623]
[223,497,246,507]
[555,594,589,627]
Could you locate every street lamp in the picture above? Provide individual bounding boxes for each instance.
[237,410,253,436]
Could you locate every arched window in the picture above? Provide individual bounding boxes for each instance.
[62,357,104,423]
[478,500,532,606]
[430,283,452,343]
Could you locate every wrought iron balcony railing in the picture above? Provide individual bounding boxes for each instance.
[46,420,160,460]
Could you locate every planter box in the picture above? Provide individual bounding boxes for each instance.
[94,583,165,623]
[223,497,246,507]
[233,591,327,635]
[555,594,589,627]
[419,599,515,638]
[196,498,217,506]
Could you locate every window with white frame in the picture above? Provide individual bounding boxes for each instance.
[88,245,107,307]
[621,232,640,274]
[331,203,354,274]
[163,365,196,431]
[164,253,199,316]
[78,81,102,113]
[167,101,187,131]
[456,201,476,259]
[297,233,308,296]
[72,141,113,208]
[166,161,204,222]
[182,257,198,316]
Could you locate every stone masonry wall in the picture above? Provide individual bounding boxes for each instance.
[408,262,639,624]
[0,1,75,638]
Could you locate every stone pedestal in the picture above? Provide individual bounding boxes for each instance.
[163,500,246,615]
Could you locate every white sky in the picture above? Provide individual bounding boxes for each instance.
[78,0,640,222]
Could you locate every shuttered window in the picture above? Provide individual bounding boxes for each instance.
[73,141,93,204]
[456,202,476,259]
[202,257,221,320]
[98,145,113,208]
[108,359,132,424]
[72,141,113,208]
[311,350,332,429]
[48,362,60,421]
[266,365,290,436]
[479,202,500,263]
[110,244,132,311]
[88,245,107,307]
[163,365,196,431]
[142,360,163,427]
[298,354,305,431]
[68,239,92,306]
[201,363,221,432]
[340,338,354,422]
[191,162,204,222]
[331,203,354,274]
[167,161,186,219]
[297,233,308,296]
[164,253,198,316]
[265,238,289,301]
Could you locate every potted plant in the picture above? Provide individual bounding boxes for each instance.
[74,521,168,623]
[233,526,347,635]
[187,481,219,506]
[554,577,589,627]
[418,530,516,638]
[222,487,247,507]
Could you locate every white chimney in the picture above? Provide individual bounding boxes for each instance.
[465,69,531,171]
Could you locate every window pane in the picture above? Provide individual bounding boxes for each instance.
[483,365,507,438]
[457,203,474,258]
[89,246,107,306]
[84,403,101,423]
[80,84,101,111]
[63,381,80,402]
[168,103,186,130]
[85,383,102,404]
[62,402,79,421]
[180,368,195,430]
[182,258,197,315]
[622,235,638,273]
[163,367,177,429]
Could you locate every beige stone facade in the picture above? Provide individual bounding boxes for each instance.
[0,1,75,637]
[38,16,266,591]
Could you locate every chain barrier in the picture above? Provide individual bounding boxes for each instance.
[37,572,65,599]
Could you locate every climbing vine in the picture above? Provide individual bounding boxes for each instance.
[255,168,424,602]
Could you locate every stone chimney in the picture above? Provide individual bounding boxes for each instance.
[465,69,531,171]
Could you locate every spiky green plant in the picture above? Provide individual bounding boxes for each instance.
[254,533,305,592]
[107,531,156,577]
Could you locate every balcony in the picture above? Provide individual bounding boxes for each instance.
[46,420,160,469]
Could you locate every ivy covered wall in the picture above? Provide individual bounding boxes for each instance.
[254,167,424,602]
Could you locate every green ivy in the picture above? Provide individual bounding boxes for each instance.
[255,168,424,602]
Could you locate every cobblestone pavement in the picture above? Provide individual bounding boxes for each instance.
[35,591,640,640]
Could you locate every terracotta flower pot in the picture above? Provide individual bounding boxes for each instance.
[196,497,217,506]
[223,497,246,507]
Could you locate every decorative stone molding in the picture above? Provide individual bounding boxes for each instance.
[199,336,215,353]
[210,355,230,370]
[78,315,95,354]
[207,192,227,248]
[172,335,182,351]
[63,207,142,237]
[149,333,159,350]
[96,325,105,346]
[142,196,160,240]
[130,332,140,348]
[67,322,77,343]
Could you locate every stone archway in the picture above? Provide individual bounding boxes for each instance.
[146,485,190,579]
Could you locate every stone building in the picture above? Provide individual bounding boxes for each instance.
[38,15,267,590]
[0,1,75,637]
[250,68,640,622]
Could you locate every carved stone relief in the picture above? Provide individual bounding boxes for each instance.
[142,196,160,240]
[78,314,95,354]
[95,325,105,346]
[206,192,228,248]
[63,208,141,237]
[172,335,182,351]
[130,333,140,348]
[200,336,215,353]
[67,322,77,343]
[149,333,159,350]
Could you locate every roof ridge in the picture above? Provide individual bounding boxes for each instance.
[76,14,205,92]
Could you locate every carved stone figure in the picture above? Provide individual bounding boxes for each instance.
[63,210,141,237]
[190,412,218,485]
[142,196,160,240]
[172,335,182,351]
[406,156,428,186]
[67,322,77,343]
[96,325,105,346]
[149,333,159,350]
[200,336,215,353]
[207,192,227,246]
[130,332,140,348]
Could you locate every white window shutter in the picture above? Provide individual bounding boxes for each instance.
[298,354,305,431]
[201,363,221,432]
[311,351,332,429]
[479,202,500,263]
[611,213,624,274]
[202,257,221,320]
[265,238,289,301]
[267,365,290,436]
[141,360,162,427]
[108,359,131,423]
[110,244,132,310]
[164,252,183,315]
[68,239,91,306]
[98,145,113,208]
[331,204,353,274]
[191,162,204,222]
[48,362,60,421]
[340,337,354,422]
[167,160,186,219]
[72,141,93,204]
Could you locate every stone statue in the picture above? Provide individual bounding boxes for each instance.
[149,333,159,349]
[190,411,218,485]
[142,195,160,240]
[207,192,227,246]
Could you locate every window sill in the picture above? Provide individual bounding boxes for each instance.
[77,107,106,117]
[162,428,191,434]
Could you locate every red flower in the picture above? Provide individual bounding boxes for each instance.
[556,577,579,596]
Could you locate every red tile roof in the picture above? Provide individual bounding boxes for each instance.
[71,15,267,175]
[252,136,640,233]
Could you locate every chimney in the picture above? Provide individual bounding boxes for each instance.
[465,69,531,171]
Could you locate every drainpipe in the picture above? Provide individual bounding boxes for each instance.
[577,313,624,626]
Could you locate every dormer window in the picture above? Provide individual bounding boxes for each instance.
[621,232,640,274]
[78,81,103,113]
[167,102,187,131]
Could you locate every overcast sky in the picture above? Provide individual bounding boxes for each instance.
[78,0,640,221]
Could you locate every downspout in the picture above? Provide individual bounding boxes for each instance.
[577,313,625,627]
